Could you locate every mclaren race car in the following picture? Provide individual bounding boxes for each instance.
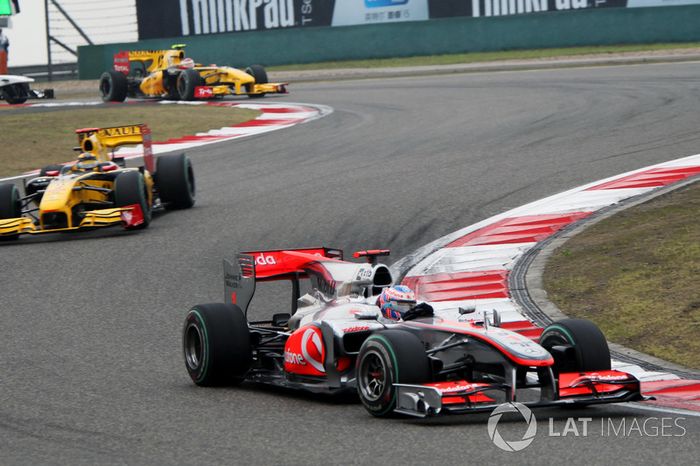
[182,248,647,417]
[0,124,195,240]
[0,75,54,104]
[99,45,288,102]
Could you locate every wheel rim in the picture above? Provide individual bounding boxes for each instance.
[359,350,387,402]
[184,322,204,370]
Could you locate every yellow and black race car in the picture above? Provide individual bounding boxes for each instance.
[0,124,195,240]
[99,45,288,102]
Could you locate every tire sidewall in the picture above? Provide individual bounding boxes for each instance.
[183,303,252,386]
[357,335,400,416]
[156,154,195,209]
[0,184,21,219]
[541,319,611,372]
[114,171,151,228]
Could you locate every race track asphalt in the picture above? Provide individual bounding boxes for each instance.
[2,62,700,465]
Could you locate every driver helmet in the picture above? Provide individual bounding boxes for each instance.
[378,285,417,320]
[180,58,195,69]
[76,153,98,171]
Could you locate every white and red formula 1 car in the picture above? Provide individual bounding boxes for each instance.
[182,248,647,417]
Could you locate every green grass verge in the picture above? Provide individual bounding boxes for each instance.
[269,42,700,71]
[0,104,259,177]
[543,181,700,370]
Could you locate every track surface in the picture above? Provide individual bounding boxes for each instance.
[2,63,700,464]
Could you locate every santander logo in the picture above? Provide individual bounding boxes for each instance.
[255,253,277,266]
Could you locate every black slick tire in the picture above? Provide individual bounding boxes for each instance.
[356,330,431,417]
[183,303,252,386]
[156,153,195,209]
[0,184,22,241]
[114,171,151,229]
[176,69,204,101]
[3,83,29,104]
[540,318,611,373]
[244,64,267,98]
[99,71,128,102]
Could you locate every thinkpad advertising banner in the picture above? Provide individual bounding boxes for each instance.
[136,0,337,39]
[136,0,700,39]
[428,0,700,18]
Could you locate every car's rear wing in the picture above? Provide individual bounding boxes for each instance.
[76,124,154,172]
[113,46,186,75]
[224,248,343,315]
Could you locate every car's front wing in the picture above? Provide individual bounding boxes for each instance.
[393,370,648,417]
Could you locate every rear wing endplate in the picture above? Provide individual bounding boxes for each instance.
[224,254,256,315]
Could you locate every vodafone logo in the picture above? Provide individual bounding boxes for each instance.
[301,327,325,373]
[121,211,133,224]
[284,352,305,365]
[255,253,277,266]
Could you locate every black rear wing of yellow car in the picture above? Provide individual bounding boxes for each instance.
[76,124,155,172]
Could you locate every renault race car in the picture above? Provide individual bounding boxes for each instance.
[0,124,195,240]
[99,45,288,102]
[182,248,647,417]
[0,75,54,104]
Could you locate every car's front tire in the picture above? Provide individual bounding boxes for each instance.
[183,303,252,386]
[114,171,151,229]
[244,64,268,98]
[177,69,204,101]
[540,318,611,373]
[356,330,431,417]
[0,183,22,241]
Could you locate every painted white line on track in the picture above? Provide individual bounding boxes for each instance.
[623,403,700,418]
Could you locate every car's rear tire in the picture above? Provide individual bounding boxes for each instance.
[156,153,195,209]
[183,303,252,386]
[3,83,29,104]
[356,330,431,417]
[114,171,151,229]
[244,64,267,98]
[540,318,611,373]
[99,71,128,102]
[0,184,22,241]
[177,69,204,101]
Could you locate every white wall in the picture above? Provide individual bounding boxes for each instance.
[5,0,137,67]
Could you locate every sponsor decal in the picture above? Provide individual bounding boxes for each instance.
[284,351,305,365]
[113,51,130,74]
[99,126,142,137]
[194,86,214,98]
[425,0,698,19]
[332,0,427,25]
[254,253,277,265]
[438,383,476,393]
[284,326,326,375]
[136,0,336,38]
[343,325,370,333]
